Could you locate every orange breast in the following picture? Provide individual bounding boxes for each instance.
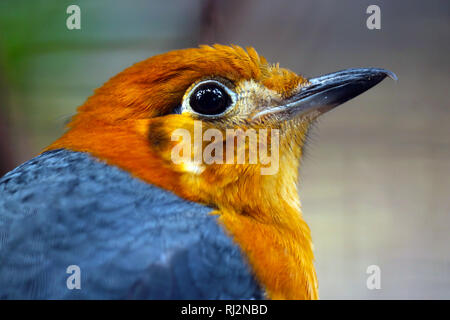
[216,208,318,300]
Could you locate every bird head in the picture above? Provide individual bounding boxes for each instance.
[48,44,395,299]
[49,44,393,225]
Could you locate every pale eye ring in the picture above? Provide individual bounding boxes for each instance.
[182,80,237,117]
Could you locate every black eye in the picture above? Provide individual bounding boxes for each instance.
[189,82,232,115]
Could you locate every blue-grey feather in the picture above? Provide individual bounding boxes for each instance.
[0,149,263,299]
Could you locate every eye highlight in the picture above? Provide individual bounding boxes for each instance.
[182,80,236,117]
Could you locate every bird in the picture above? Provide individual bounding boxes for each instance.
[0,44,395,300]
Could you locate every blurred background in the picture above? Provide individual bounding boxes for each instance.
[0,0,449,299]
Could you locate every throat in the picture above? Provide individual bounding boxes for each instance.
[216,204,318,300]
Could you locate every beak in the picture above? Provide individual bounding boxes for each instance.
[253,68,397,121]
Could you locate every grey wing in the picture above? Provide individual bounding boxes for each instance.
[0,149,263,299]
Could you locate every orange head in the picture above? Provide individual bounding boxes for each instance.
[47,44,394,299]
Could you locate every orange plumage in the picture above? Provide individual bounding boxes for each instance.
[47,44,394,299]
